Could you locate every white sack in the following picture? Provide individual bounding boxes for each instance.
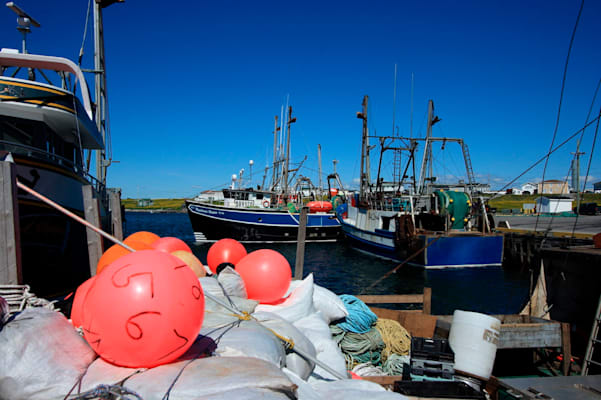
[253,311,317,380]
[201,320,286,368]
[311,379,409,400]
[255,274,315,322]
[202,294,258,329]
[216,267,247,298]
[124,356,296,400]
[286,279,348,324]
[283,368,323,400]
[0,308,96,400]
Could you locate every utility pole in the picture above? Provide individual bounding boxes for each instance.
[572,141,585,212]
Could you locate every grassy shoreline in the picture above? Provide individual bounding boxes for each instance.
[121,194,601,212]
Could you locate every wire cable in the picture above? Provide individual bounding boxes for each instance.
[536,0,585,232]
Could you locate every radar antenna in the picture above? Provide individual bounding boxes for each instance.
[5,2,40,54]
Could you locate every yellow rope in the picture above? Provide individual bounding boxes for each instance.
[375,318,411,361]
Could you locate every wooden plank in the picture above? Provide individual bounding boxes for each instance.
[82,185,102,277]
[423,287,432,315]
[0,162,22,285]
[498,321,562,349]
[109,189,123,241]
[362,375,402,389]
[294,206,308,280]
[357,294,425,304]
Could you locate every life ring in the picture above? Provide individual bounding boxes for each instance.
[262,200,270,208]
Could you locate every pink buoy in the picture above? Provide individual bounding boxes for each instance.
[82,250,204,368]
[206,238,247,274]
[152,236,192,254]
[235,249,291,303]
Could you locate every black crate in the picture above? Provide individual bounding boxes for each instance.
[411,359,454,380]
[393,381,485,399]
[411,337,454,363]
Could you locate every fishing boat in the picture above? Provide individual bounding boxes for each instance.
[186,107,344,243]
[0,1,120,297]
[336,96,504,268]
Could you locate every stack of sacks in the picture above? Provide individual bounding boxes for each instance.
[0,308,298,400]
[330,295,412,377]
[199,267,317,381]
[255,274,349,382]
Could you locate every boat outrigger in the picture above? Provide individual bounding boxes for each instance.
[336,96,504,268]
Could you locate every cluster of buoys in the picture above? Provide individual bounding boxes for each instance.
[206,238,292,304]
[71,231,206,368]
[70,233,293,369]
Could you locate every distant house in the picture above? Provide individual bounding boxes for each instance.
[535,196,572,213]
[521,183,537,194]
[508,188,523,195]
[137,198,153,207]
[537,180,569,195]
[594,181,601,193]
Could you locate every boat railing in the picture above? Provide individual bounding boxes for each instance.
[0,140,104,193]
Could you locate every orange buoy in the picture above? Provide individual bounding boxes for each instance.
[306,201,333,213]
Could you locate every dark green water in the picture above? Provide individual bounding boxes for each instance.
[124,211,530,315]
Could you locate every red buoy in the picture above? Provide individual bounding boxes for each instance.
[306,201,333,213]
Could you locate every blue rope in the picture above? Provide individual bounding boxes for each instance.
[335,295,377,334]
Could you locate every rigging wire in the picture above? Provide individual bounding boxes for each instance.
[77,0,92,66]
[569,77,601,238]
[489,113,601,201]
[535,0,585,232]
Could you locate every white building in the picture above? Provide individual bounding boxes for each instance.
[521,183,537,194]
[535,197,573,213]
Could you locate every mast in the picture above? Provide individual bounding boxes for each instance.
[357,96,369,201]
[317,144,323,199]
[271,115,279,190]
[282,106,296,195]
[417,100,434,195]
[92,0,122,186]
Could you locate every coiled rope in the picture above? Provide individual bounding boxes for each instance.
[330,324,385,368]
[375,318,411,361]
[335,295,377,334]
[382,354,410,376]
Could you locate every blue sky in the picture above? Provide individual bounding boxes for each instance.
[2,1,600,198]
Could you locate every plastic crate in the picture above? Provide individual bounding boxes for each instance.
[411,337,454,363]
[393,381,485,399]
[411,359,454,380]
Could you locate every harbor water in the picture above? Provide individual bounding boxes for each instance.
[124,211,530,315]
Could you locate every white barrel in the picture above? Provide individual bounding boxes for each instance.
[448,310,501,380]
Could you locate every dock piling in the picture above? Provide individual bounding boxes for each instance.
[109,188,123,241]
[0,161,22,285]
[294,206,308,280]
[83,185,103,276]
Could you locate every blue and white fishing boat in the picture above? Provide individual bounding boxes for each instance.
[336,97,503,268]
[186,106,344,243]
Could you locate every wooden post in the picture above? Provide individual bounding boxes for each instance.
[561,322,571,376]
[294,206,309,281]
[83,185,102,276]
[109,188,123,241]
[0,161,22,285]
[423,287,432,315]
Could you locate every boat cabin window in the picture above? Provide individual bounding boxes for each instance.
[0,117,82,168]
[256,193,264,200]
